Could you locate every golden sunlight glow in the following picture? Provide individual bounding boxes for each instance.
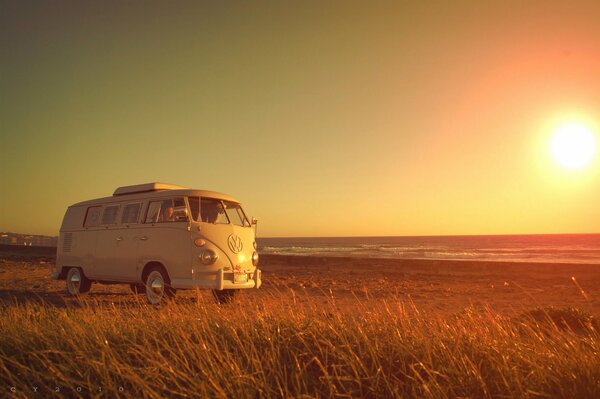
[550,122,597,169]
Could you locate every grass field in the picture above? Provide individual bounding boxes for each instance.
[2,293,599,398]
[1,250,600,398]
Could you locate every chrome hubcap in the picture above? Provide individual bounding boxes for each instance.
[151,277,163,293]
[146,271,165,304]
[68,270,81,293]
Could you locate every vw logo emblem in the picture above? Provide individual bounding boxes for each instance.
[227,234,243,254]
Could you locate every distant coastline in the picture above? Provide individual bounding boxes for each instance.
[0,232,57,247]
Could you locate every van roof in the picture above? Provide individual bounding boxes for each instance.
[113,182,188,196]
[70,182,240,207]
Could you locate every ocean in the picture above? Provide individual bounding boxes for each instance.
[257,234,600,264]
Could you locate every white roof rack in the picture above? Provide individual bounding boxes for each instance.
[113,182,188,196]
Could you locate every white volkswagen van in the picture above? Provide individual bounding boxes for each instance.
[53,183,261,304]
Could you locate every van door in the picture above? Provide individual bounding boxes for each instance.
[137,198,191,281]
[111,202,144,281]
[93,204,121,280]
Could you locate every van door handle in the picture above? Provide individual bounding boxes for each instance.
[139,236,148,241]
[116,237,123,241]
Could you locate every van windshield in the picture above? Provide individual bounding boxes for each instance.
[199,198,250,227]
[223,201,251,227]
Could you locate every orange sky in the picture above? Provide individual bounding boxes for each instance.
[1,1,599,237]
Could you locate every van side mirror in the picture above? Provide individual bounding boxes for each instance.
[251,217,258,236]
[174,206,189,221]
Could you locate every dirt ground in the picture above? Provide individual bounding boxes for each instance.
[1,246,599,316]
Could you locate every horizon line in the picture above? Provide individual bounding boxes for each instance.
[3,231,600,240]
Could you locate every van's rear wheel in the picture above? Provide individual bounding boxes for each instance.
[65,268,92,295]
[130,284,146,294]
[145,268,175,304]
[212,289,237,304]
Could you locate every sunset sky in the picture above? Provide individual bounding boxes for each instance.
[1,1,599,237]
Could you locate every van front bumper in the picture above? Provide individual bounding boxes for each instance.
[171,268,262,290]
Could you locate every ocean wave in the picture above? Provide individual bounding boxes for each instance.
[259,240,600,264]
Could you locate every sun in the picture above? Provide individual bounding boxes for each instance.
[549,122,597,169]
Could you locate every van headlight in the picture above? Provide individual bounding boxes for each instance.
[252,251,259,266]
[200,250,218,265]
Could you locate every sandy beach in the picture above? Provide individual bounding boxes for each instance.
[1,245,598,316]
[261,254,600,315]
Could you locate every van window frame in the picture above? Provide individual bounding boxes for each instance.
[121,202,143,225]
[83,206,102,227]
[187,196,200,222]
[144,197,188,224]
[101,205,121,225]
[144,200,162,224]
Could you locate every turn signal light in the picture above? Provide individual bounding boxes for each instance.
[194,238,206,247]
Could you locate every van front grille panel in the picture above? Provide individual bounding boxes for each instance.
[62,233,73,253]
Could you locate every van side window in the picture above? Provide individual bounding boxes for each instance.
[145,201,162,223]
[159,199,174,222]
[121,203,141,224]
[173,198,187,221]
[188,197,200,221]
[84,206,102,227]
[101,205,120,225]
[145,198,186,223]
[200,198,229,224]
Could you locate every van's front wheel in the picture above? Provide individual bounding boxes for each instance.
[65,268,92,295]
[145,268,175,304]
[212,289,237,304]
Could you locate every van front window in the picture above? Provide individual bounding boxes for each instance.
[200,198,229,224]
[223,201,250,227]
[199,198,250,227]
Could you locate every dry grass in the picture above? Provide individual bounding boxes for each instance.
[1,290,599,398]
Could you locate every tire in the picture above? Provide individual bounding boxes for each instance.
[144,267,175,304]
[212,289,237,304]
[65,267,92,295]
[130,283,146,294]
